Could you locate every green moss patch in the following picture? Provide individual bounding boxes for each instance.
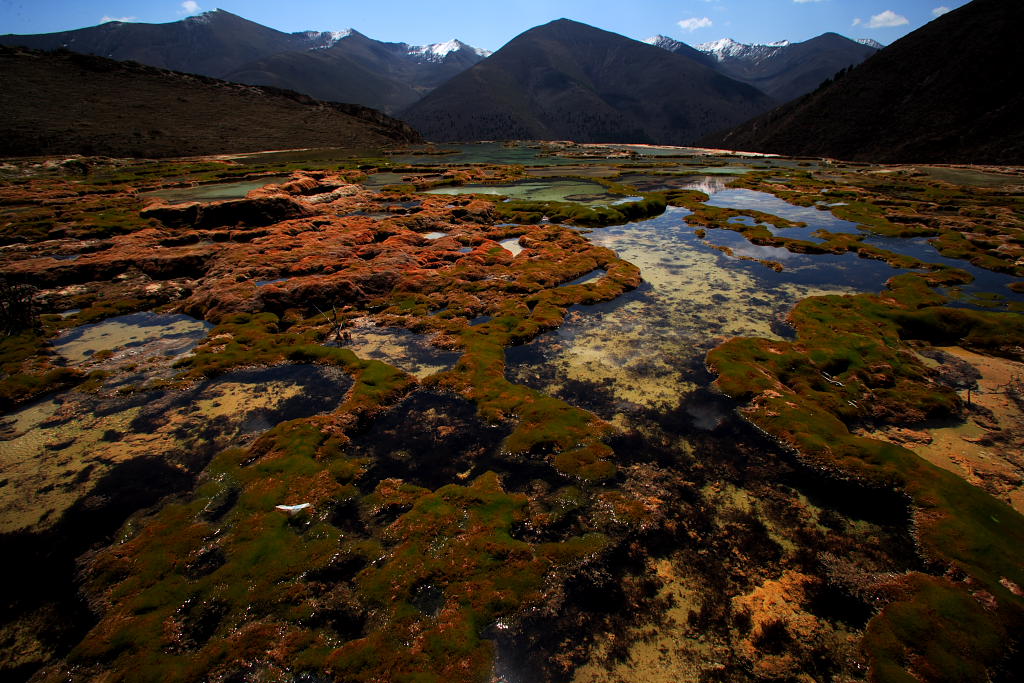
[707,273,1024,680]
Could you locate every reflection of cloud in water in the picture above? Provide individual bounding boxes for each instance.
[708,189,861,234]
[686,401,729,431]
[559,269,605,287]
[679,176,731,195]
[727,243,801,261]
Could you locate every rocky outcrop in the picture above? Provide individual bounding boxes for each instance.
[141,196,313,228]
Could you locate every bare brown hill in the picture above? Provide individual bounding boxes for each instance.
[0,46,420,158]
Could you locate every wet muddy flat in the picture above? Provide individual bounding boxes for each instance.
[862,346,1024,512]
[915,166,1024,189]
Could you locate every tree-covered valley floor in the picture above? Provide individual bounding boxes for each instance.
[1,142,1023,683]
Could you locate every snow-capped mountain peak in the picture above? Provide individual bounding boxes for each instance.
[697,37,742,57]
[857,38,885,49]
[415,39,464,59]
[407,39,491,62]
[644,35,685,52]
[696,37,791,62]
[324,30,353,46]
[304,29,354,50]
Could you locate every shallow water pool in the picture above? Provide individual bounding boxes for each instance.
[422,178,639,206]
[142,176,291,204]
[53,312,212,364]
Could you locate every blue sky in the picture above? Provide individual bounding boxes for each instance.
[0,0,972,50]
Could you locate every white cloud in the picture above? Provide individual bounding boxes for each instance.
[100,15,138,23]
[793,0,824,3]
[180,0,201,14]
[678,17,713,32]
[932,6,951,16]
[852,17,862,26]
[867,10,909,28]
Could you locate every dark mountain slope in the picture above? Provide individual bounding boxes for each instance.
[224,32,486,113]
[0,9,314,77]
[644,35,718,69]
[401,19,774,145]
[698,0,1024,163]
[0,47,420,158]
[708,33,877,103]
[0,11,488,114]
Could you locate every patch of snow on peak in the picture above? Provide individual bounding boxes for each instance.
[408,39,460,61]
[408,39,489,62]
[431,39,463,58]
[644,35,685,51]
[186,11,217,25]
[697,37,790,62]
[307,29,353,49]
[857,38,885,49]
[696,38,743,59]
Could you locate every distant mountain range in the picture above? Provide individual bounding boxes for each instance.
[221,30,489,114]
[0,45,420,157]
[639,35,717,68]
[10,7,999,157]
[1,9,891,146]
[1,10,886,123]
[695,37,794,63]
[0,9,490,114]
[649,33,879,104]
[699,0,1024,163]
[400,19,774,145]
